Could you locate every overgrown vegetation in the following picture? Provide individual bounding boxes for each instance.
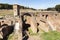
[41,31,60,40]
[8,33,14,40]
[28,28,39,36]
[8,32,20,40]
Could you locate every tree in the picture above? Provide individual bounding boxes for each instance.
[55,5,60,12]
[47,8,56,11]
[0,5,1,7]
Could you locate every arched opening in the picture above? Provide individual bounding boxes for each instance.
[37,23,39,33]
[0,22,1,28]
[55,14,57,16]
[1,24,14,40]
[21,13,31,40]
[2,21,4,23]
[11,21,13,25]
[42,15,44,17]
[46,15,48,19]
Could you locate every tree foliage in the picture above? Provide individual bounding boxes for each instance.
[0,3,13,9]
[55,4,60,12]
[47,8,56,11]
[0,3,36,10]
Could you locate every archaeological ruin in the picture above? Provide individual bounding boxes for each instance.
[0,4,60,40]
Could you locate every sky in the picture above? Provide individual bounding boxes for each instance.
[0,0,60,9]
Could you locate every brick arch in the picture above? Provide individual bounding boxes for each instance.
[21,13,31,39]
[21,13,31,31]
[22,13,32,17]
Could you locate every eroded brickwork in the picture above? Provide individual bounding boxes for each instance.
[0,4,60,40]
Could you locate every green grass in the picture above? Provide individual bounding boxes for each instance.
[8,32,21,40]
[41,31,60,40]
[8,33,14,40]
[28,28,33,34]
[28,28,39,36]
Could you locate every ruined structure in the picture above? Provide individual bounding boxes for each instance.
[0,4,60,40]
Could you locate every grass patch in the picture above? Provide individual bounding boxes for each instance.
[28,28,33,34]
[8,33,14,40]
[41,31,60,40]
[8,32,21,40]
[28,28,39,36]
